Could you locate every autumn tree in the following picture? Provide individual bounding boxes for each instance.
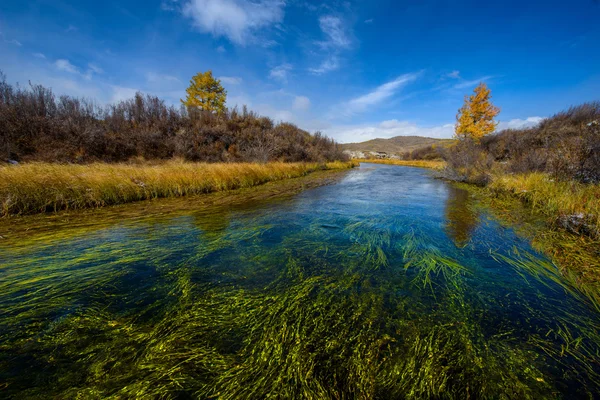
[455,83,500,141]
[181,70,227,113]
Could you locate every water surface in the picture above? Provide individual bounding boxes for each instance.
[1,163,599,399]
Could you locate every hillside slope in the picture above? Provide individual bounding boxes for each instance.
[341,136,454,154]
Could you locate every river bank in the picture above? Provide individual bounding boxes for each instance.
[0,161,356,216]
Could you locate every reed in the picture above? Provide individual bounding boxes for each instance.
[357,159,446,170]
[0,161,356,216]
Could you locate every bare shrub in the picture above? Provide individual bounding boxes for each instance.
[0,72,344,164]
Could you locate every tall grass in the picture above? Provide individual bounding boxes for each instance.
[0,161,356,216]
[357,159,446,170]
[488,172,600,237]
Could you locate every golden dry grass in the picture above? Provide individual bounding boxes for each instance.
[357,159,446,170]
[0,160,356,216]
[488,173,600,236]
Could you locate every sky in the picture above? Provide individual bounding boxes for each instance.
[1,0,599,143]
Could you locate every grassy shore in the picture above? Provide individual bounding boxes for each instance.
[357,159,446,170]
[488,173,600,238]
[0,161,356,216]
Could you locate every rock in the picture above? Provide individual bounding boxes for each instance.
[557,213,599,238]
[7,159,19,165]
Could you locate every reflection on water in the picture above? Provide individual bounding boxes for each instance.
[0,163,599,399]
[444,185,480,248]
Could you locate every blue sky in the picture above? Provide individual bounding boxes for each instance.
[1,0,599,142]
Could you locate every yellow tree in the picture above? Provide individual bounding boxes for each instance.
[181,71,227,113]
[455,83,500,141]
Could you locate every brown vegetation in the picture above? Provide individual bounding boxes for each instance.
[0,72,346,164]
[445,102,600,185]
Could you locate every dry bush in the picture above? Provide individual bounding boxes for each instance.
[443,139,493,185]
[479,102,600,183]
[0,73,345,164]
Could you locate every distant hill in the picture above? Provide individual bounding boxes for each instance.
[341,136,454,155]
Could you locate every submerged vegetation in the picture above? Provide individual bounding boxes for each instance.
[2,169,600,398]
[0,161,355,216]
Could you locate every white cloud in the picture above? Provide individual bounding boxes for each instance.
[453,75,494,89]
[146,72,180,83]
[497,117,543,131]
[55,59,79,74]
[324,120,455,143]
[316,15,350,49]
[55,59,104,80]
[364,19,374,24]
[269,63,292,83]
[182,0,285,45]
[32,53,46,59]
[110,85,139,103]
[446,70,460,79]
[219,76,243,85]
[88,63,104,75]
[292,96,311,111]
[344,73,420,114]
[309,15,351,75]
[308,56,339,75]
[216,45,226,53]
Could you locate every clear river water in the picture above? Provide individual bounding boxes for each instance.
[1,163,599,399]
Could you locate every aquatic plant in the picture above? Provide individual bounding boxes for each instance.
[2,165,600,399]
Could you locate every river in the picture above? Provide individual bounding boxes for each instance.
[1,163,599,399]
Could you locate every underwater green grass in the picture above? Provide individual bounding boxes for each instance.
[1,164,600,399]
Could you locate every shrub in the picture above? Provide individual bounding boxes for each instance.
[476,102,600,184]
[0,73,347,164]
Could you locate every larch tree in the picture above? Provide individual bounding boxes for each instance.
[181,71,227,113]
[455,83,500,141]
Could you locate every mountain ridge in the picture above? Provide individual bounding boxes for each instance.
[341,136,454,155]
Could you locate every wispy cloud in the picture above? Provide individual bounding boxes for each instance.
[88,63,104,75]
[55,59,79,74]
[316,16,350,49]
[55,59,104,80]
[292,96,311,111]
[310,15,351,74]
[269,63,292,83]
[343,73,420,114]
[0,32,22,46]
[146,72,180,83]
[364,19,374,24]
[308,56,339,75]
[32,53,46,59]
[453,75,494,89]
[216,45,226,53]
[219,76,243,85]
[182,0,286,45]
[110,85,139,103]
[446,70,460,79]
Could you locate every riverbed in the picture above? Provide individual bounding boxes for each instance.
[1,163,598,399]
